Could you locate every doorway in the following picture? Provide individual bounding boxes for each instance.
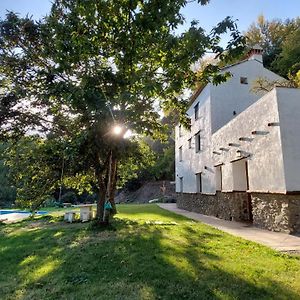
[232,158,253,222]
[245,161,253,222]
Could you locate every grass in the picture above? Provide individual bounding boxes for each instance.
[0,204,300,300]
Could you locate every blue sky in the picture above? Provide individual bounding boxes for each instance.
[181,0,300,33]
[0,0,299,35]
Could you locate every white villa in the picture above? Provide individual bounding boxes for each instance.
[175,47,300,234]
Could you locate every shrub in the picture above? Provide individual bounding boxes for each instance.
[43,197,58,207]
[61,191,77,204]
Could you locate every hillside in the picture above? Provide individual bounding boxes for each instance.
[115,181,176,203]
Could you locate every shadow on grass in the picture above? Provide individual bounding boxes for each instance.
[0,214,299,300]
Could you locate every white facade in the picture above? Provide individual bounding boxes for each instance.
[175,54,300,194]
[277,88,300,191]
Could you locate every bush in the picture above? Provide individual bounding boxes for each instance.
[43,197,58,207]
[85,193,97,203]
[61,191,77,204]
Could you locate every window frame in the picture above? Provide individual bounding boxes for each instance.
[194,102,199,120]
[179,146,183,161]
[196,172,202,193]
[215,165,222,191]
[179,177,183,193]
[179,124,182,137]
[195,131,201,153]
[240,77,248,84]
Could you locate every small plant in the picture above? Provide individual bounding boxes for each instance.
[43,197,58,207]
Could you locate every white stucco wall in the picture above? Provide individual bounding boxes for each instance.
[210,59,284,133]
[175,85,215,194]
[277,88,300,192]
[212,89,286,193]
[175,57,289,195]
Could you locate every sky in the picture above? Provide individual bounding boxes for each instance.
[181,0,300,33]
[0,0,299,42]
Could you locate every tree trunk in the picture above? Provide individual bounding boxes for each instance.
[96,172,106,221]
[108,155,118,215]
[95,149,118,224]
[105,150,113,202]
[95,150,111,223]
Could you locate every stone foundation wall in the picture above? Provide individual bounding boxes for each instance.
[251,193,300,234]
[177,192,251,222]
[177,192,300,234]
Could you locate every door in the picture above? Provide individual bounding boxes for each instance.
[245,161,253,222]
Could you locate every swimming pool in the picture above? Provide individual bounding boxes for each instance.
[0,210,48,215]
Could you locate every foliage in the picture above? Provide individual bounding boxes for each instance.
[245,15,300,76]
[0,143,16,207]
[120,118,176,189]
[60,191,77,204]
[1,204,300,299]
[4,137,62,211]
[117,139,156,188]
[3,135,155,210]
[272,28,300,80]
[138,114,177,181]
[221,15,300,84]
[294,70,300,87]
[0,0,245,218]
[85,193,97,203]
[250,76,295,95]
[153,145,175,180]
[247,17,300,92]
[43,197,60,208]
[143,141,175,181]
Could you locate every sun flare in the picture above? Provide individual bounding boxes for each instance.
[113,125,123,135]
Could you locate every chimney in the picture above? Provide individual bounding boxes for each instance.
[247,44,263,64]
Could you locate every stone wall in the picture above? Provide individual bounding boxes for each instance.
[177,192,300,234]
[177,192,251,222]
[251,193,300,234]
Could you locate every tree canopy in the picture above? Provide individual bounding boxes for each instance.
[0,143,16,207]
[0,0,245,220]
[272,27,300,79]
[245,15,300,80]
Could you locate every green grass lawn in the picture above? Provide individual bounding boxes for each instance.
[0,204,300,300]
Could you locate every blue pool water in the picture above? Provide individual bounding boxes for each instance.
[0,210,48,215]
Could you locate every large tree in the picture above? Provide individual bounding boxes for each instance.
[4,137,62,212]
[0,0,245,222]
[245,15,300,74]
[272,27,300,79]
[0,143,16,207]
[4,134,155,213]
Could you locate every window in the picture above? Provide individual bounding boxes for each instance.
[195,131,201,152]
[196,173,202,193]
[179,177,183,193]
[240,77,248,84]
[188,138,192,149]
[179,124,182,137]
[179,146,183,161]
[194,103,199,120]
